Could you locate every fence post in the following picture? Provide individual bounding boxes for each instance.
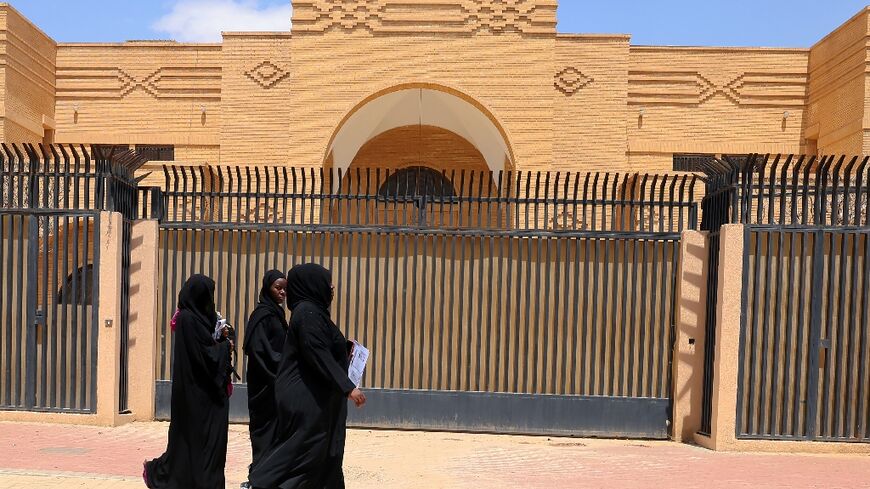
[127,219,160,421]
[671,230,709,442]
[694,223,744,450]
[95,211,128,426]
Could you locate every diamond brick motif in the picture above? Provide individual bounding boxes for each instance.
[554,67,593,96]
[244,61,290,89]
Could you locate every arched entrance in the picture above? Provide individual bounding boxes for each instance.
[324,85,515,226]
[326,84,515,176]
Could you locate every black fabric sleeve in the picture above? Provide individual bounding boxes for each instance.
[297,311,356,396]
[178,311,231,400]
[246,318,282,383]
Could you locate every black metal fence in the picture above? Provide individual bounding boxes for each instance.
[148,167,698,437]
[738,228,869,441]
[0,144,141,414]
[699,154,870,227]
[699,154,870,442]
[143,166,700,232]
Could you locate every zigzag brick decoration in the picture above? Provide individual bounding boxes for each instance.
[627,70,808,107]
[56,65,221,101]
[291,0,557,35]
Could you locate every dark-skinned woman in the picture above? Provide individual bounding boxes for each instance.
[144,274,234,489]
[242,270,289,482]
[249,263,366,489]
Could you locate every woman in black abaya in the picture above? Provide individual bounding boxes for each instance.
[243,270,289,478]
[249,263,366,489]
[144,274,233,489]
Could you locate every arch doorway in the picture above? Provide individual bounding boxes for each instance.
[325,86,515,226]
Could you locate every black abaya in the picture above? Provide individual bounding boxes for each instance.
[249,263,356,489]
[244,270,288,472]
[145,275,232,489]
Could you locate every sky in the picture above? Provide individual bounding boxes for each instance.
[12,0,870,47]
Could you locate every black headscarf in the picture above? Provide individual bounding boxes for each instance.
[286,263,332,311]
[177,274,218,331]
[243,270,288,351]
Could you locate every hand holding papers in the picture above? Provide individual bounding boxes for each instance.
[348,340,369,387]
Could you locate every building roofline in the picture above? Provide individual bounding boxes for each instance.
[0,2,56,44]
[810,5,870,49]
[57,41,222,48]
[222,31,292,38]
[630,44,810,54]
[557,33,631,41]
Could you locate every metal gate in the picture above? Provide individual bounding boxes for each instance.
[147,167,699,438]
[0,210,101,412]
[698,153,870,442]
[737,228,870,441]
[0,143,142,415]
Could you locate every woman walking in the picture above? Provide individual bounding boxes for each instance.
[249,263,366,489]
[243,270,289,479]
[144,274,234,489]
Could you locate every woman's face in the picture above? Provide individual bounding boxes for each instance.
[269,278,288,305]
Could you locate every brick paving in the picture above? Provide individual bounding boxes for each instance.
[0,421,868,488]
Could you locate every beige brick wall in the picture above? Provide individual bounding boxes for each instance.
[1,1,868,175]
[53,41,222,147]
[805,7,869,155]
[350,125,488,173]
[0,4,56,142]
[220,32,292,165]
[287,28,555,171]
[628,46,810,164]
[554,35,629,172]
[627,152,674,174]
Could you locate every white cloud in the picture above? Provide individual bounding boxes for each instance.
[153,0,292,42]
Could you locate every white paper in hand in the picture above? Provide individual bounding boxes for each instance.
[348,340,369,387]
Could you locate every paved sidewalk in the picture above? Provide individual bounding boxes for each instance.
[0,421,868,488]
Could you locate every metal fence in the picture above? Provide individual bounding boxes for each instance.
[148,167,697,437]
[0,144,141,414]
[699,154,870,442]
[0,210,102,412]
[699,154,870,227]
[144,166,700,232]
[156,228,680,398]
[738,228,869,442]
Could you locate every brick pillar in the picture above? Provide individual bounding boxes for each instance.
[95,211,131,426]
[671,230,709,442]
[694,224,744,450]
[128,219,160,421]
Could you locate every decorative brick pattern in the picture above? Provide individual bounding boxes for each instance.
[298,0,384,32]
[243,61,291,89]
[54,65,221,101]
[628,70,807,107]
[291,0,557,35]
[554,67,593,96]
[461,0,546,34]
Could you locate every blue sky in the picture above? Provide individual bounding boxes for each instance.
[13,0,870,46]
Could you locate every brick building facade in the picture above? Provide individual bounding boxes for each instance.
[1,1,869,177]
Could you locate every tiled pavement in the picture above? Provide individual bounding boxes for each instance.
[0,421,868,488]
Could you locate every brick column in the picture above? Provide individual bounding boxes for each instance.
[671,230,709,442]
[95,211,131,426]
[128,219,160,421]
[694,224,744,450]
